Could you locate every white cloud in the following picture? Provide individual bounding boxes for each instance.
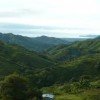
[0,0,100,37]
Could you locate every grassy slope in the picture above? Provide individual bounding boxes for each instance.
[42,84,100,100]
[47,38,100,61]
[55,89,100,100]
[56,94,82,100]
[0,37,100,87]
[0,41,55,76]
[0,35,100,99]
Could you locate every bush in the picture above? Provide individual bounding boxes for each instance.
[0,74,27,100]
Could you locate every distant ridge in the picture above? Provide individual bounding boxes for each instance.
[47,36,100,61]
[0,33,68,52]
[96,36,100,39]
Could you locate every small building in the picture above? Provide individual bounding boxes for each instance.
[42,94,54,100]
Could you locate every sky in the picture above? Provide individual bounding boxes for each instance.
[0,0,100,38]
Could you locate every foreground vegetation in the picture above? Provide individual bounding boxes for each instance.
[42,79,100,100]
[0,35,100,99]
[0,74,43,100]
[56,90,100,100]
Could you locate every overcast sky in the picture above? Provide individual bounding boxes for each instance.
[0,0,100,38]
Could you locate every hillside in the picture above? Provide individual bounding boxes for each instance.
[0,33,68,52]
[0,40,55,77]
[36,53,100,85]
[47,38,100,61]
[0,37,100,88]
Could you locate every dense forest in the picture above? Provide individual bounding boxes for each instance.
[0,33,100,100]
[0,33,69,52]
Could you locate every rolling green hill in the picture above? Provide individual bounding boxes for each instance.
[35,53,100,85]
[0,37,100,88]
[0,33,68,52]
[47,38,100,62]
[0,40,55,77]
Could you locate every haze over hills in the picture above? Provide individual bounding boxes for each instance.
[0,33,69,52]
[0,32,91,52]
[0,23,100,38]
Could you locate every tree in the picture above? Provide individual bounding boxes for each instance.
[27,88,43,100]
[79,75,91,89]
[0,74,27,100]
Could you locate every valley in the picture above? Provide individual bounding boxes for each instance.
[0,33,100,100]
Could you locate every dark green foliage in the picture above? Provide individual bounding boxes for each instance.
[0,36,100,89]
[0,74,27,100]
[0,74,43,100]
[0,40,55,76]
[91,80,100,89]
[0,33,68,52]
[47,38,100,61]
[0,40,57,88]
[63,84,72,93]
[27,88,43,100]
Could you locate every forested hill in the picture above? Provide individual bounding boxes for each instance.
[47,37,100,61]
[0,37,100,87]
[0,40,56,76]
[0,33,68,52]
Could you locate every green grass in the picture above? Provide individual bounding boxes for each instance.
[55,89,100,100]
[55,94,82,100]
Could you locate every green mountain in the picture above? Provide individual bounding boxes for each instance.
[47,38,100,61]
[0,37,100,87]
[0,33,68,52]
[0,40,55,77]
